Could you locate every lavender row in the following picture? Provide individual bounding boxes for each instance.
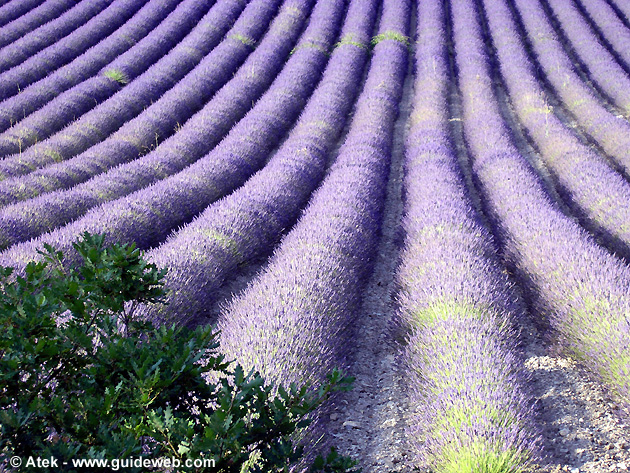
[0,0,191,136]
[458,0,630,403]
[0,0,286,204]
[609,0,630,25]
[396,0,540,469]
[545,0,630,115]
[0,0,75,49]
[0,0,336,270]
[577,0,630,72]
[0,0,40,27]
[0,0,314,248]
[0,0,256,179]
[512,0,630,177]
[217,0,406,411]
[0,0,286,209]
[0,0,119,84]
[0,0,303,205]
[482,0,630,262]
[139,0,370,326]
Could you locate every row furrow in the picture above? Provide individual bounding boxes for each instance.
[608,0,630,26]
[483,0,630,263]
[0,0,311,249]
[396,0,541,470]
[460,0,630,403]
[0,0,191,137]
[511,0,630,177]
[0,0,256,179]
[0,0,135,95]
[0,0,335,271]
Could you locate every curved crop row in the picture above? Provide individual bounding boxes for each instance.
[0,0,299,206]
[139,0,371,326]
[0,0,336,270]
[0,0,76,49]
[577,0,630,73]
[0,0,191,136]
[609,0,630,26]
[545,0,630,115]
[0,0,259,179]
[511,0,630,176]
[457,0,630,403]
[0,0,132,94]
[0,0,41,27]
[397,0,540,470]
[0,0,111,70]
[482,0,630,262]
[0,0,314,248]
[217,0,407,401]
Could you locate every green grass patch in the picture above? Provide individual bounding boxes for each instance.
[42,148,64,163]
[230,33,256,48]
[200,229,242,258]
[411,300,496,327]
[437,442,531,473]
[291,40,329,56]
[334,34,369,51]
[371,31,411,47]
[103,68,128,85]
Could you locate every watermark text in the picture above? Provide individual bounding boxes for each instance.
[8,455,216,471]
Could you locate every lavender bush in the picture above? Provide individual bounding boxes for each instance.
[0,0,315,247]
[481,0,630,262]
[0,0,265,178]
[544,0,630,115]
[0,0,335,268]
[608,0,630,26]
[397,0,541,470]
[0,0,126,93]
[217,0,406,436]
[455,0,630,405]
[578,0,630,72]
[511,0,630,177]
[138,0,368,326]
[0,0,41,27]
[0,0,75,49]
[0,0,193,137]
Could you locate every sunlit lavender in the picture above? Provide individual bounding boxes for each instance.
[1,0,629,469]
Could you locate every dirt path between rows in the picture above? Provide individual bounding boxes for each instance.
[323,28,416,472]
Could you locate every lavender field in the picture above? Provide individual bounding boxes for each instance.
[2,0,630,470]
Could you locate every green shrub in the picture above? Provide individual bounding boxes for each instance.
[0,233,358,472]
[103,69,128,85]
